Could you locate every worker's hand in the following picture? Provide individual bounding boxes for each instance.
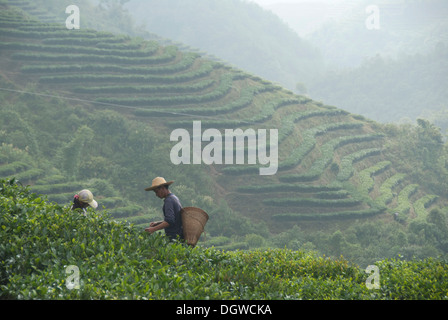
[149,221,162,227]
[145,226,156,234]
[145,221,168,234]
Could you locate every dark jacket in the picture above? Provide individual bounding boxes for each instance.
[163,193,183,240]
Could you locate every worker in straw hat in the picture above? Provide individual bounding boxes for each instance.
[144,177,184,241]
[71,189,98,215]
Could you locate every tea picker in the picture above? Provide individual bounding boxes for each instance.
[144,177,208,247]
[71,189,98,215]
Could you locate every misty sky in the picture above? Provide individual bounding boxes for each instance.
[247,0,360,36]
[249,0,349,5]
[249,0,448,38]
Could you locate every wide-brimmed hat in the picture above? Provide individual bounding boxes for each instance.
[78,189,98,208]
[145,177,174,191]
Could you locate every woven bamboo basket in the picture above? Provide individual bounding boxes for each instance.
[181,207,209,247]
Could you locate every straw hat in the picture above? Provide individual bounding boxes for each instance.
[78,189,98,208]
[144,177,174,191]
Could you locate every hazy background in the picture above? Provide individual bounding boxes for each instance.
[248,0,358,37]
[122,0,447,128]
[249,0,448,65]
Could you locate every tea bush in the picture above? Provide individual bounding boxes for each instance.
[377,173,406,206]
[1,179,447,300]
[414,195,439,219]
[358,161,391,194]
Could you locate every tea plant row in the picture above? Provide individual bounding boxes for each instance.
[1,41,159,57]
[21,52,199,75]
[357,161,391,194]
[337,148,382,181]
[11,46,177,65]
[73,78,215,95]
[96,73,233,106]
[38,62,216,85]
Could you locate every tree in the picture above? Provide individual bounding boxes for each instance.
[426,208,448,253]
[56,125,94,180]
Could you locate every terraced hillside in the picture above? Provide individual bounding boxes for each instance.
[0,2,445,241]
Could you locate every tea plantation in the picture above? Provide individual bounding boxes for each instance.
[1,0,448,276]
[1,179,447,300]
[0,1,445,233]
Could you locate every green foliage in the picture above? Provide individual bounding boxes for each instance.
[394,184,419,220]
[278,132,383,181]
[374,257,448,300]
[414,195,439,219]
[291,133,383,182]
[1,41,159,57]
[236,182,343,194]
[272,207,384,221]
[55,125,94,181]
[1,2,447,274]
[0,108,40,157]
[1,179,447,300]
[96,72,233,106]
[377,173,406,206]
[337,148,382,181]
[39,61,216,85]
[206,200,267,238]
[358,161,391,194]
[73,79,215,95]
[382,121,448,198]
[158,84,277,119]
[12,46,177,65]
[0,161,29,176]
[263,197,361,208]
[253,121,364,174]
[22,52,198,75]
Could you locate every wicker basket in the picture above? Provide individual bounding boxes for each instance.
[181,207,209,247]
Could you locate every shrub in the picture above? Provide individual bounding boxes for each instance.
[414,195,439,219]
[394,184,419,219]
[337,148,382,181]
[39,61,216,86]
[377,173,406,205]
[1,179,447,300]
[358,161,391,194]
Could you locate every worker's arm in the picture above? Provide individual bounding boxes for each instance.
[145,221,170,234]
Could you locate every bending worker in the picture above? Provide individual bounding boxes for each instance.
[144,177,184,241]
[71,189,98,214]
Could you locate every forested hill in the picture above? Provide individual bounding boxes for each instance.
[0,1,447,265]
[124,0,324,91]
